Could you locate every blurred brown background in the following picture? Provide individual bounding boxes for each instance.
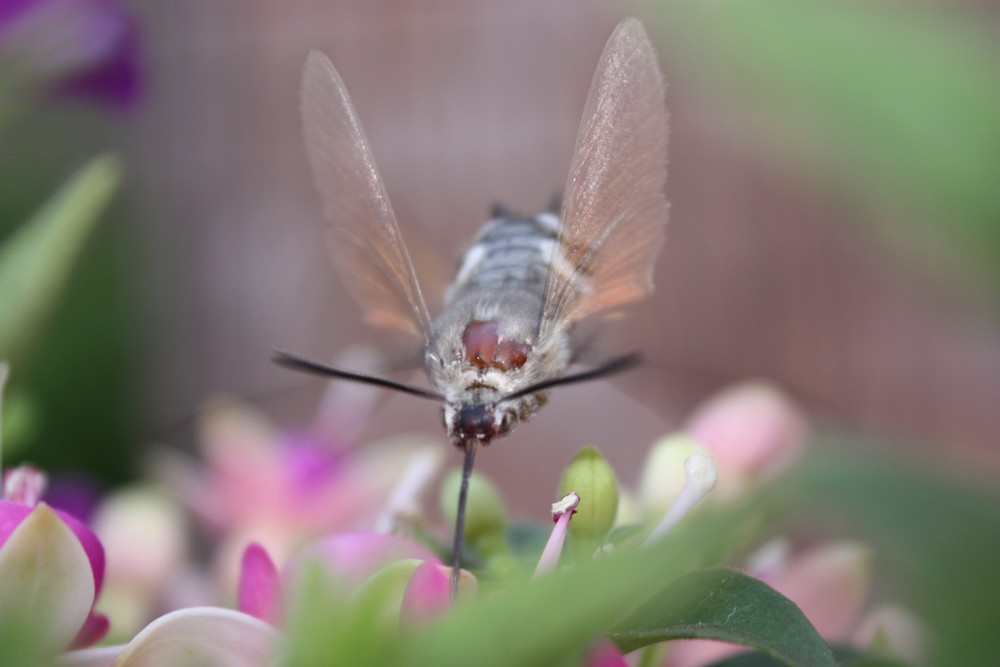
[119,1,999,515]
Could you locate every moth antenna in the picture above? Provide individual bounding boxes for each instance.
[501,352,641,402]
[272,349,444,401]
[451,438,478,598]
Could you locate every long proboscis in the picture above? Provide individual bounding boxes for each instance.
[271,349,444,401]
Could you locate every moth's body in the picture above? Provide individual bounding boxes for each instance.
[282,18,669,593]
[427,212,575,444]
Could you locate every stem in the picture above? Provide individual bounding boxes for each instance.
[450,439,478,599]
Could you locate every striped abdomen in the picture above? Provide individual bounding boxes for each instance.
[446,211,571,304]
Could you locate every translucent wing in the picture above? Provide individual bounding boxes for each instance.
[301,51,432,338]
[541,19,669,335]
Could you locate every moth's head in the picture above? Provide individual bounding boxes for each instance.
[444,402,518,445]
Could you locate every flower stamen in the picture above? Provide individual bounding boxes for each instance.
[644,454,718,545]
[533,492,580,578]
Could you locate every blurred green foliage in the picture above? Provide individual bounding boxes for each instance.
[0,107,137,482]
[655,0,1000,303]
[796,444,1000,666]
[0,155,120,359]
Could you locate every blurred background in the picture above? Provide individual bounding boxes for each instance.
[2,0,998,516]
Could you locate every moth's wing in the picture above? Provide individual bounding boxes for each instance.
[541,19,668,335]
[301,51,432,339]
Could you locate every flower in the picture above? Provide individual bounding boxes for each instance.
[89,485,189,641]
[0,500,107,652]
[159,395,443,589]
[57,606,279,667]
[533,492,580,578]
[238,542,283,626]
[643,453,718,545]
[631,381,806,527]
[683,381,808,499]
[0,0,142,111]
[400,561,452,625]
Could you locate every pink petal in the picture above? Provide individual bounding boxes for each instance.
[852,604,925,663]
[587,639,629,667]
[401,561,451,623]
[666,639,742,667]
[685,382,808,490]
[768,542,871,639]
[238,542,283,626]
[295,532,440,587]
[70,611,110,649]
[111,607,278,667]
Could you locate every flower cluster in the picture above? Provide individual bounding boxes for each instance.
[0,358,920,665]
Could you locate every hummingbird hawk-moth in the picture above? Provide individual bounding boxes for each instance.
[275,18,668,594]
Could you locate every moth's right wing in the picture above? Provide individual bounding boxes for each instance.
[301,51,432,339]
[540,19,669,336]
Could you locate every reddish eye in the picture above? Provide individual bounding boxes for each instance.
[495,339,531,370]
[462,321,500,368]
[462,320,531,371]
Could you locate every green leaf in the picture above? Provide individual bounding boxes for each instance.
[376,496,769,667]
[0,154,121,359]
[611,568,835,666]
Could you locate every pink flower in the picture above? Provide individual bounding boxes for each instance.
[0,501,107,651]
[400,561,451,625]
[89,486,189,641]
[587,640,629,667]
[238,532,471,631]
[684,381,808,499]
[293,531,441,588]
[533,492,580,578]
[159,397,442,588]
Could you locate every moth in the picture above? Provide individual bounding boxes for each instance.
[275,18,668,593]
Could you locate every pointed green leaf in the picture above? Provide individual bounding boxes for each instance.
[611,568,835,666]
[0,154,121,359]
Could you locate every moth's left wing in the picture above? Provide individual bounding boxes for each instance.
[301,51,432,338]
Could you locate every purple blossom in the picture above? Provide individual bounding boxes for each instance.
[0,0,141,111]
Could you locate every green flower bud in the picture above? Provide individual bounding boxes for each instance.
[440,469,510,566]
[558,446,619,543]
